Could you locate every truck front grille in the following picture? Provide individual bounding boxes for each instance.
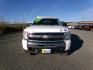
[28,33,64,41]
[28,37,64,41]
[32,33,64,35]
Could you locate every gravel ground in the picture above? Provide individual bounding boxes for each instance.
[0,30,93,70]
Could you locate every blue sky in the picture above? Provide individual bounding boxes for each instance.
[0,0,93,22]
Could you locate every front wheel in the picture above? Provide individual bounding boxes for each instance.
[63,51,69,55]
[60,50,69,56]
[24,50,38,56]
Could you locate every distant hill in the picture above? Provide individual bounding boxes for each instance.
[64,21,93,26]
[79,21,93,24]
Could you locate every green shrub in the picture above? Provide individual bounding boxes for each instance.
[0,23,29,34]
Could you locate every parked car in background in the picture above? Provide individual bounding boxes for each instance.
[68,25,75,29]
[75,24,93,31]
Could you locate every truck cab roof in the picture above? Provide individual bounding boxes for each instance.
[36,16,58,19]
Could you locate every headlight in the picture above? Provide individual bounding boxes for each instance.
[23,31,28,39]
[64,32,71,40]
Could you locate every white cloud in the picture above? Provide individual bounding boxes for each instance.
[67,7,93,21]
[78,8,93,17]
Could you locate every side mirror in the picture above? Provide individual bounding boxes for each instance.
[63,22,67,26]
[60,21,67,26]
[28,23,32,26]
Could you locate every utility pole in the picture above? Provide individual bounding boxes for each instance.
[23,10,26,24]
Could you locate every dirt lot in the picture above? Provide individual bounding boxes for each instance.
[0,30,93,70]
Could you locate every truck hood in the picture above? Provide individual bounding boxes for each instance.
[24,25,69,33]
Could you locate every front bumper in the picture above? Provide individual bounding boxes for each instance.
[27,40,66,49]
[27,40,65,53]
[22,39,71,51]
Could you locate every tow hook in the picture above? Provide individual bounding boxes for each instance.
[34,49,38,54]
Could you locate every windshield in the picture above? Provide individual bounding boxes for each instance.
[33,19,59,25]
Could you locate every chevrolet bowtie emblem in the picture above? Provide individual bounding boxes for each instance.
[43,35,48,38]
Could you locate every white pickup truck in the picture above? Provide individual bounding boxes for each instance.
[22,16,71,55]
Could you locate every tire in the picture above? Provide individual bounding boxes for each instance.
[24,50,31,55]
[24,50,37,55]
[62,51,69,56]
[91,29,93,31]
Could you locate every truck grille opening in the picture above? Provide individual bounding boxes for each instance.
[28,33,64,41]
[32,33,64,35]
[28,37,64,41]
